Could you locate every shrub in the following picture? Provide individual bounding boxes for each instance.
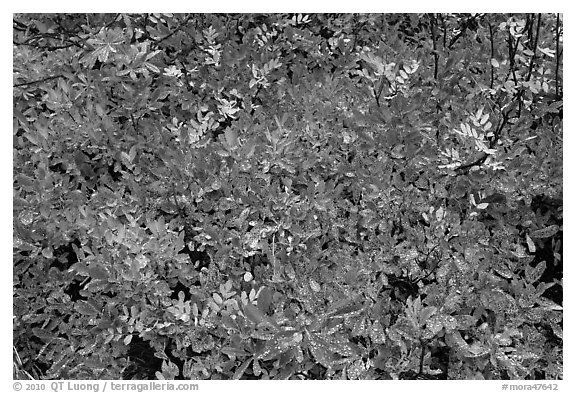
[13,13,562,380]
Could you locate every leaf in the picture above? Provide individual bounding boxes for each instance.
[419,306,437,324]
[526,235,536,253]
[87,263,109,280]
[309,278,321,292]
[435,206,444,221]
[243,302,266,324]
[369,321,386,344]
[257,287,273,314]
[329,303,364,319]
[128,145,137,162]
[213,293,223,304]
[224,127,238,148]
[306,331,335,368]
[74,300,99,317]
[480,193,507,204]
[551,323,563,340]
[466,342,489,358]
[530,225,559,239]
[42,247,54,258]
[233,358,253,379]
[536,294,563,310]
[84,356,106,369]
[31,328,59,342]
[15,174,35,189]
[537,46,555,58]
[222,346,249,357]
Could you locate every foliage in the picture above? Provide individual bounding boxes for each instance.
[13,13,562,380]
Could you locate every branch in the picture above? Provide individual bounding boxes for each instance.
[429,13,439,80]
[454,106,512,175]
[555,13,561,98]
[13,40,78,51]
[448,14,481,49]
[489,23,495,89]
[150,14,193,49]
[13,74,63,88]
[526,13,541,82]
[440,13,447,48]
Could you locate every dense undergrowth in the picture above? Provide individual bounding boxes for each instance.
[13,13,562,380]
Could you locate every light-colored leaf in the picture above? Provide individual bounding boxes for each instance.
[531,225,559,239]
[526,235,536,253]
[233,358,252,380]
[213,293,223,304]
[435,206,444,221]
[309,279,321,292]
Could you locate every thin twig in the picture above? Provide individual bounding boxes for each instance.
[489,24,495,89]
[555,13,561,98]
[440,13,447,48]
[151,14,193,49]
[448,14,481,49]
[14,74,63,88]
[429,13,439,80]
[526,14,541,82]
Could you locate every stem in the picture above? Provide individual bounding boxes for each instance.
[507,35,518,86]
[429,13,439,80]
[14,74,63,88]
[489,24,495,89]
[555,13,561,98]
[419,339,426,375]
[440,14,447,48]
[526,13,541,82]
[506,30,522,117]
